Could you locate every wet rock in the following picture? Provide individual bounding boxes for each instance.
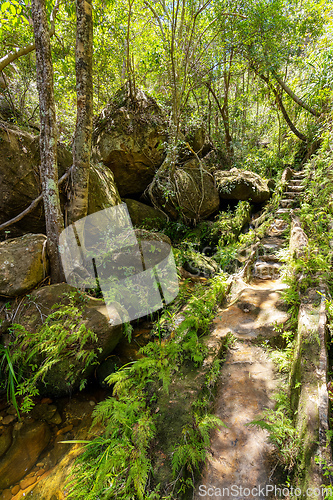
[1,489,11,500]
[0,234,48,298]
[2,415,15,426]
[62,399,94,426]
[20,475,37,489]
[150,158,220,220]
[26,417,93,499]
[0,420,50,489]
[48,412,62,425]
[124,198,167,230]
[30,404,58,424]
[214,168,270,203]
[14,283,124,397]
[0,426,12,458]
[55,425,73,437]
[92,86,167,196]
[11,485,20,495]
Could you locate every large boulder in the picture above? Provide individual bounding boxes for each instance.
[214,168,270,203]
[0,122,121,239]
[0,233,48,298]
[124,198,167,229]
[14,283,124,397]
[88,162,121,213]
[150,158,220,220]
[92,86,167,197]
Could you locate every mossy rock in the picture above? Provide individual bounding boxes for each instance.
[0,233,49,298]
[92,85,167,196]
[0,122,121,239]
[124,198,167,230]
[14,283,124,397]
[183,250,220,277]
[214,168,270,203]
[150,158,220,221]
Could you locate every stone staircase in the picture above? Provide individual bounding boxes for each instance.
[276,170,305,216]
[253,170,305,280]
[194,171,307,499]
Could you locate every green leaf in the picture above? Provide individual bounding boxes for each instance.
[1,1,10,12]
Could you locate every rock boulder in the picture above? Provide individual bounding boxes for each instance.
[0,421,50,490]
[124,198,167,229]
[214,168,270,203]
[150,158,220,220]
[0,233,48,298]
[0,122,121,239]
[15,283,124,397]
[92,86,167,196]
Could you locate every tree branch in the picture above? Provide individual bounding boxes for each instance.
[259,73,308,142]
[0,0,61,73]
[272,71,321,117]
[0,166,72,233]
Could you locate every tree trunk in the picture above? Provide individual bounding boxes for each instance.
[259,73,308,142]
[68,0,94,224]
[31,0,64,283]
[272,71,321,117]
[206,81,233,160]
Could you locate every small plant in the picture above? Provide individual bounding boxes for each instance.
[0,344,20,419]
[250,390,300,471]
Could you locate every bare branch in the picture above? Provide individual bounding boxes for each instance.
[259,73,308,142]
[0,0,61,73]
[0,166,72,233]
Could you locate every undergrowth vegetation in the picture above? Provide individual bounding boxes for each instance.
[65,272,230,499]
[0,291,98,413]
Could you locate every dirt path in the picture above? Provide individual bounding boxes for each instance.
[195,171,306,499]
[194,279,289,500]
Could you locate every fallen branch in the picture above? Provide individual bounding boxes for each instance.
[0,165,73,232]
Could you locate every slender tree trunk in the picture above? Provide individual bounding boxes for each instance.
[31,0,64,283]
[206,81,233,159]
[222,50,234,158]
[68,0,94,224]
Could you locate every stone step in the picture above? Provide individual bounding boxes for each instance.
[280,199,294,208]
[276,208,292,215]
[292,171,306,178]
[258,254,281,263]
[284,191,298,199]
[253,261,282,279]
[261,237,285,253]
[289,181,304,187]
[288,185,304,192]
